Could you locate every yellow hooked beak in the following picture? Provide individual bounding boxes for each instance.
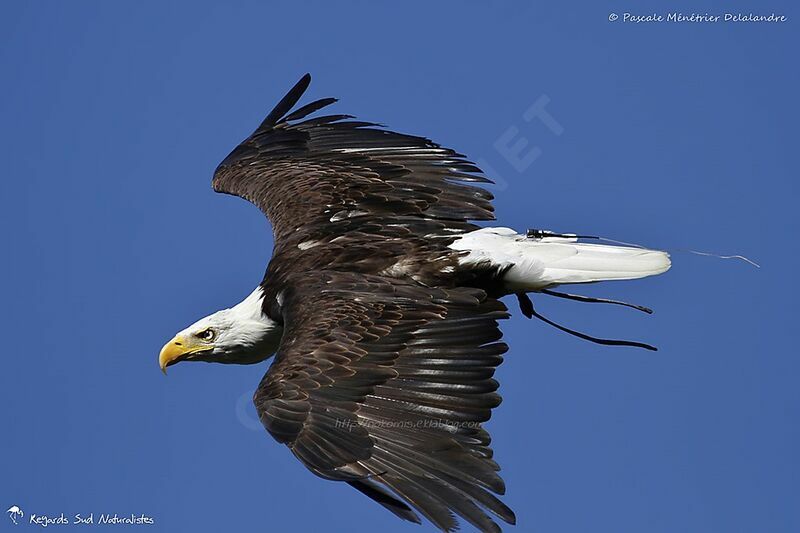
[159,335,210,374]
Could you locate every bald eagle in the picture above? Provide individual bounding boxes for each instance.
[159,74,670,532]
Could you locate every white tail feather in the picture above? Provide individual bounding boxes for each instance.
[450,227,671,291]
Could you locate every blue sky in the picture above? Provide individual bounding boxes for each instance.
[1,1,797,532]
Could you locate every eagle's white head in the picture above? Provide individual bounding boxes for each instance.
[159,287,283,373]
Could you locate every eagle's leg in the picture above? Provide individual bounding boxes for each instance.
[516,292,534,318]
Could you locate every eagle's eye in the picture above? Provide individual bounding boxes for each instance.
[196,328,216,342]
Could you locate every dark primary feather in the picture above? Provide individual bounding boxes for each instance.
[216,75,515,531]
[258,73,312,129]
[254,272,514,532]
[347,478,421,524]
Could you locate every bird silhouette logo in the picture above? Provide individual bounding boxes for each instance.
[7,506,23,525]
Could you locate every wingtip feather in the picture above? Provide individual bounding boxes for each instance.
[259,73,314,130]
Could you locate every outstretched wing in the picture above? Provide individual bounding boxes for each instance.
[212,74,496,246]
[254,271,514,532]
